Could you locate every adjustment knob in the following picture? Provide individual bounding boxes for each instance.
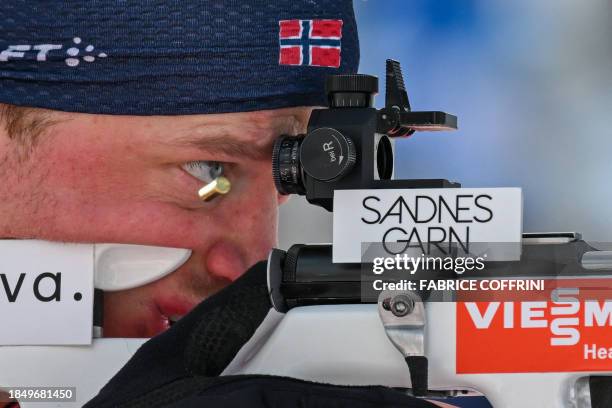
[300,127,356,182]
[325,74,379,108]
[272,136,306,195]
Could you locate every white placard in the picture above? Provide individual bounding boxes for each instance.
[333,188,523,263]
[0,240,94,345]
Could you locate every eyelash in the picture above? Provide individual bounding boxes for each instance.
[181,161,225,183]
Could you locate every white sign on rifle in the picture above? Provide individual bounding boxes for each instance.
[0,240,93,345]
[333,188,523,263]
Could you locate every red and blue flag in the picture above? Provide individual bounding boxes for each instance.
[279,19,342,68]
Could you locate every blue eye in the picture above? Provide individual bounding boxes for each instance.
[181,161,224,183]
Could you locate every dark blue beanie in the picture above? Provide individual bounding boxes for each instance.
[0,1,359,115]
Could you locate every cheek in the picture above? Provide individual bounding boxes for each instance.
[27,134,197,245]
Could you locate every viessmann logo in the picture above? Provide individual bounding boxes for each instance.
[0,37,107,67]
[457,279,612,373]
[465,288,612,346]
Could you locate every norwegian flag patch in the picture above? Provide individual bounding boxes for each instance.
[279,19,343,68]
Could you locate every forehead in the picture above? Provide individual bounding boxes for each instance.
[78,106,311,142]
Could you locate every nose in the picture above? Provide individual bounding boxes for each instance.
[205,240,248,281]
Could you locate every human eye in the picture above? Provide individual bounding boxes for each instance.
[180,161,225,183]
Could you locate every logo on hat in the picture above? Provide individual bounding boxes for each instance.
[0,37,107,67]
[279,19,342,68]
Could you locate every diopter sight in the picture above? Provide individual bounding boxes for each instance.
[272,59,458,211]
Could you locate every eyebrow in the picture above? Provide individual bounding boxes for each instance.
[172,133,275,161]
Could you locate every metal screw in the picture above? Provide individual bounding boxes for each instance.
[390,294,415,317]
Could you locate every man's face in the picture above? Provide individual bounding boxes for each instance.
[0,106,312,337]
